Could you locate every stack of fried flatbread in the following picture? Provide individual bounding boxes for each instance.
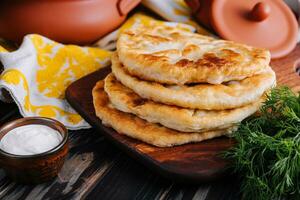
[93,26,276,147]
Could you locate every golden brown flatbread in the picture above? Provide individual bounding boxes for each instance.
[104,74,262,132]
[117,25,270,85]
[93,80,235,147]
[111,52,275,110]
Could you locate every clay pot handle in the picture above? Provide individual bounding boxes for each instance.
[249,2,271,22]
[117,0,141,16]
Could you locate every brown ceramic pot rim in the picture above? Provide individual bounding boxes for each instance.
[0,117,68,159]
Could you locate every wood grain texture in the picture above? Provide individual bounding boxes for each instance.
[66,67,236,183]
[66,44,300,183]
[0,105,241,200]
[270,44,300,91]
[0,117,123,199]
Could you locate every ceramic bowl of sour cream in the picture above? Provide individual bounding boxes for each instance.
[0,117,68,184]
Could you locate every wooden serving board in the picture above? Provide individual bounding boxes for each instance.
[66,44,300,183]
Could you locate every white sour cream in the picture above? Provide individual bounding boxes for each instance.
[0,124,63,155]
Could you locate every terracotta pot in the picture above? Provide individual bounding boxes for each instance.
[0,0,140,45]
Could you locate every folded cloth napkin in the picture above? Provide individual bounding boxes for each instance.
[0,35,111,129]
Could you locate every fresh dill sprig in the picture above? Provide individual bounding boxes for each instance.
[224,86,300,200]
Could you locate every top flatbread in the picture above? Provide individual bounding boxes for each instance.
[93,80,235,147]
[117,25,270,85]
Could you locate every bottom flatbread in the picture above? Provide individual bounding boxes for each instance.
[93,80,236,147]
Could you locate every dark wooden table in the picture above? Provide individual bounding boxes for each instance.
[0,101,240,200]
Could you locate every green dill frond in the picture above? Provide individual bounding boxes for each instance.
[224,86,300,200]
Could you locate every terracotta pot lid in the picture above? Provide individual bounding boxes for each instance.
[210,0,298,58]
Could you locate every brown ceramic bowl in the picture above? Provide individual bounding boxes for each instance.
[0,117,68,184]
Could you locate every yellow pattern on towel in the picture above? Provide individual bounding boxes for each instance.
[0,35,111,129]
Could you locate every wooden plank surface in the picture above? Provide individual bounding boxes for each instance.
[66,67,235,183]
[270,44,300,91]
[0,103,240,200]
[65,44,300,183]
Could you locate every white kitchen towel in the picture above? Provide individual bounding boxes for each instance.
[0,35,111,129]
[0,16,196,129]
